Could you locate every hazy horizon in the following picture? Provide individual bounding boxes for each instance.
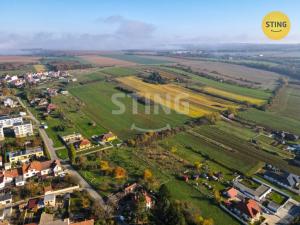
[1,0,300,51]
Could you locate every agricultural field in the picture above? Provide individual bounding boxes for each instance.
[145,56,281,89]
[160,66,272,100]
[100,54,172,65]
[117,76,238,117]
[238,108,300,135]
[193,124,300,175]
[101,67,139,76]
[269,84,300,121]
[78,55,136,66]
[202,86,266,105]
[0,55,40,63]
[33,64,46,72]
[68,81,189,139]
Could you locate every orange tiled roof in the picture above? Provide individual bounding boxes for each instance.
[80,139,91,146]
[71,219,94,225]
[4,168,21,178]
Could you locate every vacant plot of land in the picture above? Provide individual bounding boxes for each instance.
[149,56,280,89]
[100,54,172,64]
[69,81,188,139]
[161,67,272,100]
[117,76,237,117]
[194,125,300,175]
[238,108,300,135]
[269,84,300,121]
[202,86,265,105]
[78,55,136,66]
[0,56,40,63]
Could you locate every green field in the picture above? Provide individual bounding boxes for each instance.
[269,84,300,121]
[160,66,272,100]
[69,81,189,139]
[194,125,300,175]
[40,56,89,64]
[101,54,171,64]
[101,67,139,76]
[238,108,300,135]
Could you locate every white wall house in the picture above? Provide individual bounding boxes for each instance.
[13,122,33,138]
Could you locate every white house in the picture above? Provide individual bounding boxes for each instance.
[13,121,34,138]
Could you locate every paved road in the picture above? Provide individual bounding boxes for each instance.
[17,97,110,211]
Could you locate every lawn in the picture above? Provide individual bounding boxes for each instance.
[238,108,300,135]
[160,66,272,100]
[267,191,287,205]
[56,148,68,160]
[166,180,240,225]
[100,54,171,65]
[68,81,189,140]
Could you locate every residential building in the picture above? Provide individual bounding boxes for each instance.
[61,133,83,145]
[13,121,33,138]
[44,194,56,207]
[0,126,4,141]
[8,147,44,163]
[74,139,91,150]
[0,193,12,205]
[99,132,117,143]
[3,98,17,108]
[232,199,261,223]
[224,187,238,199]
[233,180,271,201]
[0,115,23,128]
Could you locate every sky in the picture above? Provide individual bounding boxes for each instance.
[0,0,299,50]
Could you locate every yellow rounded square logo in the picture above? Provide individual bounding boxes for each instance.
[262,11,291,40]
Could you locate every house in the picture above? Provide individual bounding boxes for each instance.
[3,168,21,184]
[224,187,238,199]
[27,198,44,211]
[99,132,117,143]
[0,126,4,141]
[22,160,63,179]
[46,104,57,113]
[232,199,261,223]
[9,147,44,163]
[3,98,17,108]
[0,193,12,205]
[13,121,34,138]
[263,170,300,193]
[61,133,83,145]
[38,212,69,225]
[143,192,153,209]
[0,207,12,221]
[233,180,271,201]
[15,175,25,186]
[71,220,94,225]
[74,139,91,150]
[44,194,56,207]
[0,156,3,168]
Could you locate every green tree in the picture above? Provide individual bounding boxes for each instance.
[68,144,76,164]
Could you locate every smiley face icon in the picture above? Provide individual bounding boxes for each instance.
[262,11,291,40]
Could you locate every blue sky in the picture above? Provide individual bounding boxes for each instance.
[0,0,299,50]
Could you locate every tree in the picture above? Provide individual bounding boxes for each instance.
[170,146,177,153]
[202,218,214,225]
[68,144,76,165]
[114,166,126,179]
[227,106,237,115]
[143,169,153,182]
[100,160,111,175]
[214,190,221,204]
[194,161,202,171]
[205,112,220,124]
